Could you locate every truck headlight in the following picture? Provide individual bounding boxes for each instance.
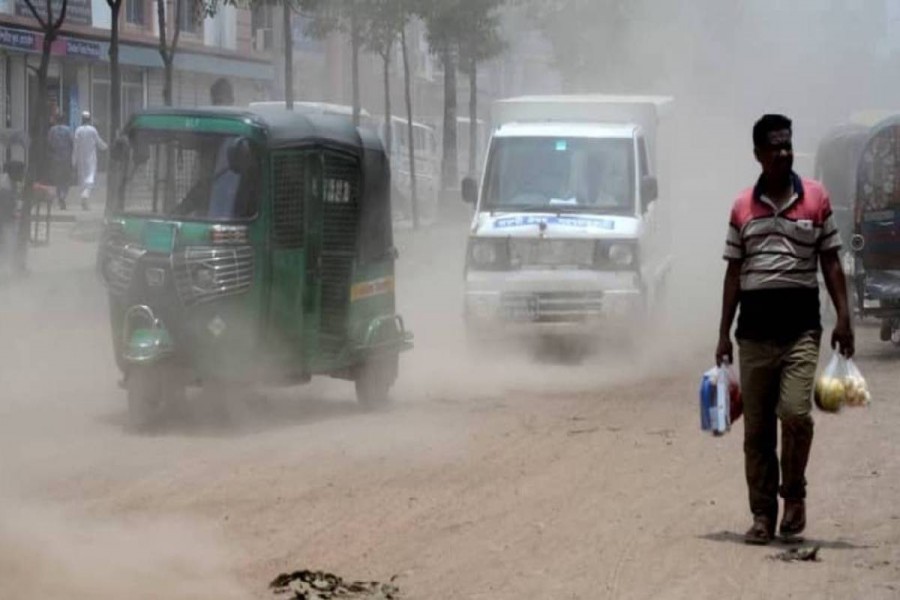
[595,240,638,270]
[467,238,509,270]
[609,244,635,267]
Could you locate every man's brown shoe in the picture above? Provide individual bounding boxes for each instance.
[780,500,806,538]
[745,515,775,545]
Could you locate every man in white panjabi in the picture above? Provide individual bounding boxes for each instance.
[72,111,108,210]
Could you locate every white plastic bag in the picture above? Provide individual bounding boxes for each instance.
[844,358,872,407]
[699,361,741,435]
[815,352,871,413]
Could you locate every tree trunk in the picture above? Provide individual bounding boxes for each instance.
[108,0,122,137]
[382,52,391,155]
[440,46,458,194]
[157,0,181,108]
[400,25,418,229]
[350,8,360,126]
[15,32,54,272]
[163,58,174,106]
[468,60,477,177]
[282,0,293,109]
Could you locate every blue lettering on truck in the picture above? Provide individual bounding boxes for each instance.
[492,215,615,230]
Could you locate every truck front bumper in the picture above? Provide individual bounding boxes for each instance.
[464,269,643,336]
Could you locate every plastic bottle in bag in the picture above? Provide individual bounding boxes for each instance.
[699,362,741,435]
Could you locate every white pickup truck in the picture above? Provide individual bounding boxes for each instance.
[461,95,674,340]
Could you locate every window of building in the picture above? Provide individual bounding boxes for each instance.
[251,3,274,51]
[91,65,146,143]
[125,0,144,25]
[178,0,200,33]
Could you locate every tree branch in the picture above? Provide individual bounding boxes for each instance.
[52,0,69,31]
[157,0,169,62]
[21,0,48,30]
[171,0,183,54]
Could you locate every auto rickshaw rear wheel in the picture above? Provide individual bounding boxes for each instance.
[354,354,398,409]
[126,364,185,431]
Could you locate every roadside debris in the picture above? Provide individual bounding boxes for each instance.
[270,570,401,599]
[769,546,821,563]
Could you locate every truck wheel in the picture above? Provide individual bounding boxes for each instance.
[126,364,183,431]
[355,354,398,409]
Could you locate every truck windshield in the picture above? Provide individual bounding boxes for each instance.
[483,137,635,214]
[113,130,260,221]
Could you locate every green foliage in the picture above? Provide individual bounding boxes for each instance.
[418,0,506,66]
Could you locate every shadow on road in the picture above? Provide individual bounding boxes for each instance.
[98,387,386,439]
[698,530,874,550]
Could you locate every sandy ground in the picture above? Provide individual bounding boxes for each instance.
[0,220,898,600]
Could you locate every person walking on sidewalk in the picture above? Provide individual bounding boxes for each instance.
[716,114,855,545]
[73,111,107,211]
[48,113,74,210]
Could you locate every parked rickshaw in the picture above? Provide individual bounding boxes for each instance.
[98,106,412,428]
[815,123,870,248]
[852,115,900,344]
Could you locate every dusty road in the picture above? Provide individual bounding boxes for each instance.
[1,222,898,600]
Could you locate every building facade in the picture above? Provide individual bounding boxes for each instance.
[0,0,275,156]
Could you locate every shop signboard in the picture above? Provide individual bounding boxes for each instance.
[0,26,36,52]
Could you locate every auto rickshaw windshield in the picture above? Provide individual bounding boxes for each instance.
[113,130,261,221]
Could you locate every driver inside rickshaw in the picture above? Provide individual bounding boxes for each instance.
[174,136,259,220]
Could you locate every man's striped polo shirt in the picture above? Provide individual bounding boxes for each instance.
[723,172,841,341]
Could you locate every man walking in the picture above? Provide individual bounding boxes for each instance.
[716,114,854,545]
[73,111,107,211]
[48,113,73,210]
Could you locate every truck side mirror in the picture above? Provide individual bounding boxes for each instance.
[461,176,477,204]
[640,175,658,210]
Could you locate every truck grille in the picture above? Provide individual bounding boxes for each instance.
[501,291,605,322]
[173,246,255,307]
[510,239,595,268]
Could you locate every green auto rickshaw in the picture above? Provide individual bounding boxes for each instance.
[98,106,412,428]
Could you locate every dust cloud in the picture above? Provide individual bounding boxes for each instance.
[1,2,896,597]
[0,500,248,600]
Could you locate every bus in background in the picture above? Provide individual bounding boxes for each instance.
[378,116,440,225]
[457,116,489,178]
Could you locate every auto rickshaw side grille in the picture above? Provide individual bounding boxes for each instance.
[319,152,361,358]
[272,151,305,249]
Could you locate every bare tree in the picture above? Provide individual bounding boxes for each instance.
[107,0,124,135]
[457,0,505,176]
[15,0,69,272]
[157,0,185,106]
[400,23,418,227]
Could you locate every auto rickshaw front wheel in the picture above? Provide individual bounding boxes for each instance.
[354,354,398,409]
[126,363,185,432]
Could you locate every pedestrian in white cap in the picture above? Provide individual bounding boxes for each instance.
[72,111,107,211]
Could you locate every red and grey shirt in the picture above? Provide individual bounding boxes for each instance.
[723,173,841,341]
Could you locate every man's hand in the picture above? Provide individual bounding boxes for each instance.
[716,335,734,366]
[832,317,855,358]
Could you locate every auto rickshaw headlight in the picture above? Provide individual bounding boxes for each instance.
[192,265,217,291]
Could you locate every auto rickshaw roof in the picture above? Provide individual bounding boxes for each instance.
[127,106,378,154]
[865,113,900,140]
